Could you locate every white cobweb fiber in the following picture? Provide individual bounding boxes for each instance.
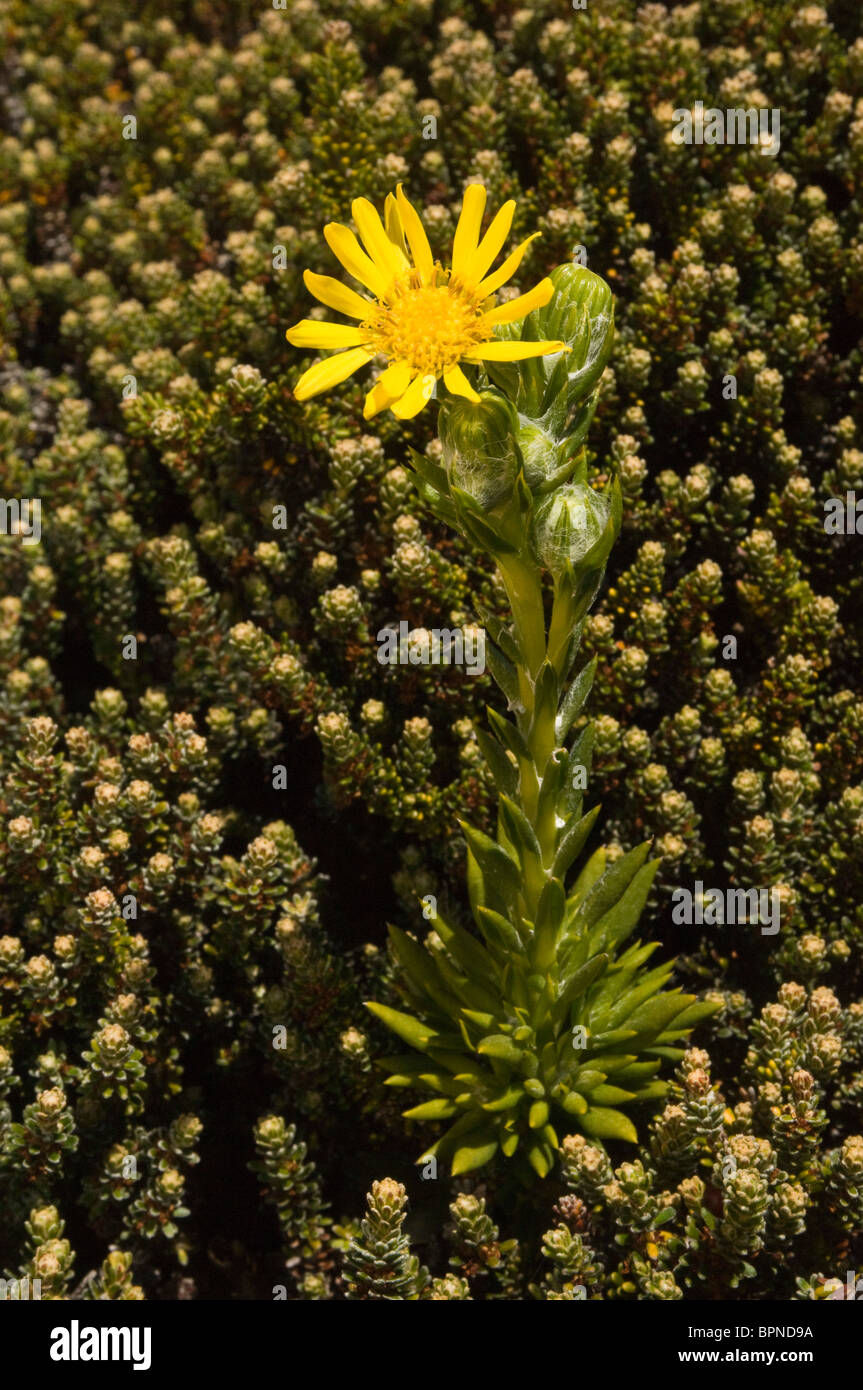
[445,437,517,509]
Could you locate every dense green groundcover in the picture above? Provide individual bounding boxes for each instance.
[1,0,862,1299]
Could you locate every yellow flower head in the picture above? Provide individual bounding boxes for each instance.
[286,184,567,420]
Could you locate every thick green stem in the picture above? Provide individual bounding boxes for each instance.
[521,849,548,918]
[493,554,568,919]
[547,576,577,681]
[534,745,561,878]
[496,554,547,687]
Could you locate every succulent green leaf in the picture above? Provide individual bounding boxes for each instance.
[552,951,610,1024]
[434,954,500,1015]
[559,724,595,818]
[571,1059,608,1083]
[475,727,518,798]
[482,1086,524,1113]
[475,607,522,664]
[528,1099,550,1129]
[562,1090,589,1115]
[588,859,661,952]
[500,1129,520,1157]
[377,1057,465,1092]
[555,656,597,743]
[536,747,569,825]
[426,1048,486,1075]
[583,1052,638,1073]
[672,998,724,1028]
[461,1009,497,1031]
[608,1060,662,1084]
[408,446,449,493]
[451,1136,500,1175]
[386,925,452,1011]
[365,1002,439,1052]
[576,841,652,930]
[460,820,522,902]
[630,1080,669,1101]
[432,913,497,986]
[525,1139,554,1177]
[552,804,601,880]
[402,1097,459,1120]
[451,486,519,555]
[530,876,565,972]
[486,706,532,763]
[478,1034,523,1065]
[475,905,524,953]
[586,1027,638,1048]
[424,1110,494,1162]
[413,477,458,526]
[580,1106,638,1143]
[623,993,697,1038]
[567,845,606,910]
[485,639,522,711]
[498,794,542,863]
[591,962,677,1032]
[589,1084,636,1104]
[529,660,560,741]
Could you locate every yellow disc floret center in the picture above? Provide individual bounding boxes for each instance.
[362,271,488,377]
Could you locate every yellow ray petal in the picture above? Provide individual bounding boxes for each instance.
[481,278,554,327]
[391,372,437,419]
[363,360,413,419]
[293,347,374,401]
[363,380,390,420]
[452,184,487,277]
[324,222,390,299]
[464,339,567,362]
[395,185,434,284]
[380,359,414,395]
[303,270,373,320]
[352,197,408,279]
[463,200,516,288]
[443,364,481,403]
[384,193,407,257]
[475,232,541,298]
[286,319,368,350]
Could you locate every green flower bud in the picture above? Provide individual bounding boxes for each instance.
[532,479,617,576]
[439,390,520,510]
